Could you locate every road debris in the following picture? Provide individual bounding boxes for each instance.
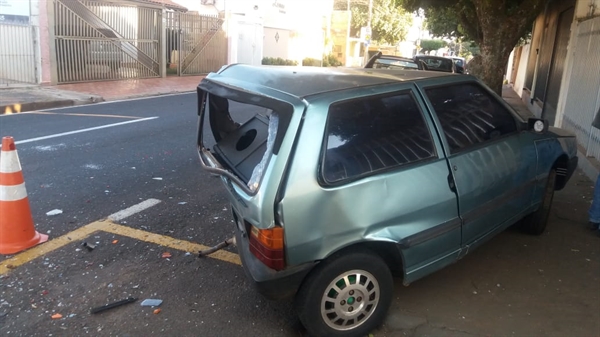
[81,242,96,251]
[152,177,163,181]
[90,297,138,314]
[161,252,172,258]
[112,240,119,244]
[198,237,235,257]
[46,209,63,216]
[51,313,63,319]
[140,299,162,307]
[153,308,161,314]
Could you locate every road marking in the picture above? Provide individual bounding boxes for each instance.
[108,198,162,221]
[31,111,143,119]
[0,219,241,275]
[0,221,102,275]
[0,117,158,148]
[101,221,241,265]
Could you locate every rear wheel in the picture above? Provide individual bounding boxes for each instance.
[295,249,393,337]
[523,169,557,235]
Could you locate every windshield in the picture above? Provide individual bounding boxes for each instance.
[374,58,419,70]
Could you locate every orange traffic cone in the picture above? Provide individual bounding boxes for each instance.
[0,136,48,254]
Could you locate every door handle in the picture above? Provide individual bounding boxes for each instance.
[447,173,456,192]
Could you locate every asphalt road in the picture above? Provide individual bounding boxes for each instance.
[0,94,598,337]
[1,93,221,237]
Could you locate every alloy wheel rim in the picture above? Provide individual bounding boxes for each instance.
[320,269,380,331]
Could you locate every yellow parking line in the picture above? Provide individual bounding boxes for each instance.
[0,220,240,275]
[100,221,241,265]
[0,221,103,275]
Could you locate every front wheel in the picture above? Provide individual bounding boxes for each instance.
[523,169,557,235]
[295,248,393,337]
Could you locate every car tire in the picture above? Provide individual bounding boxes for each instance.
[295,248,393,337]
[523,169,557,235]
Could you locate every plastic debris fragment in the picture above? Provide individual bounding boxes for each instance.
[153,309,161,314]
[46,209,63,216]
[51,313,63,319]
[140,299,162,307]
[161,252,172,258]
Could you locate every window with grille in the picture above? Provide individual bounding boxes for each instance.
[322,92,436,184]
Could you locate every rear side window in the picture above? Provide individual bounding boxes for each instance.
[322,92,436,184]
[425,83,517,154]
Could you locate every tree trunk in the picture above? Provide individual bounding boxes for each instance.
[468,44,512,96]
[465,0,546,96]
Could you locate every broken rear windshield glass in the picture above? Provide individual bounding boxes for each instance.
[200,93,285,192]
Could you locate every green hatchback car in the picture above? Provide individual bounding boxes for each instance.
[196,65,578,337]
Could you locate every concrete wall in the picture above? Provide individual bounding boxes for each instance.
[263,27,291,60]
[575,0,600,19]
[513,44,530,97]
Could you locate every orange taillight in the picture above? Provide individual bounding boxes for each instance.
[251,226,284,249]
[249,225,285,270]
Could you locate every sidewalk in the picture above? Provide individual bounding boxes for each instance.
[0,75,204,114]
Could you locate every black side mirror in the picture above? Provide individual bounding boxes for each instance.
[528,118,549,134]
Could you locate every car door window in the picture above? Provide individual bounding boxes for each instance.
[322,92,436,183]
[425,83,517,154]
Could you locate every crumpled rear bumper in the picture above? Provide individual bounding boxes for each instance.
[233,211,317,301]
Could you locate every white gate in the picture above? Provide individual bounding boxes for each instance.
[561,16,600,159]
[0,0,37,85]
[234,20,263,65]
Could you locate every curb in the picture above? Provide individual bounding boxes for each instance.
[1,97,104,115]
[101,89,196,102]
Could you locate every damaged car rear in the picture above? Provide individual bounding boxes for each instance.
[196,64,578,337]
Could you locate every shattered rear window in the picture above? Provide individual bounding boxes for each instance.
[200,93,283,192]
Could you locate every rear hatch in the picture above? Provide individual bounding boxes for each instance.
[197,72,306,271]
[196,72,302,200]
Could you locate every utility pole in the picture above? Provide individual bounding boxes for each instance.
[367,0,372,30]
[362,0,373,65]
[345,0,351,66]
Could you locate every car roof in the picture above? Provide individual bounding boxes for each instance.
[376,54,415,62]
[204,64,455,98]
[415,55,451,60]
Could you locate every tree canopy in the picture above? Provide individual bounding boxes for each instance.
[419,39,447,53]
[398,0,546,94]
[335,0,413,45]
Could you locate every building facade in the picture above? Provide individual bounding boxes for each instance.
[508,0,600,179]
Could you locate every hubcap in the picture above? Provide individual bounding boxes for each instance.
[320,269,380,331]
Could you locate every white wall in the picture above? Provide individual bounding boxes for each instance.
[505,49,515,83]
[513,44,531,97]
[263,27,290,59]
[575,0,600,19]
